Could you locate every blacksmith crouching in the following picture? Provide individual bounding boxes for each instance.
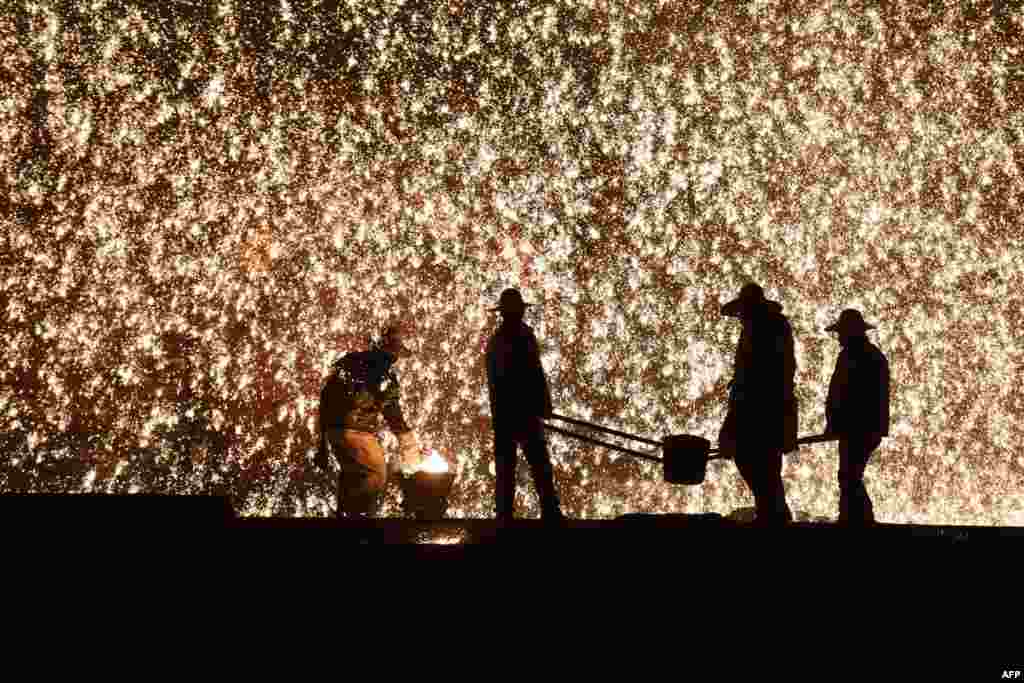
[316,322,423,519]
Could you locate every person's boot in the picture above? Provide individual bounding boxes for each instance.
[753,501,791,527]
[542,505,566,528]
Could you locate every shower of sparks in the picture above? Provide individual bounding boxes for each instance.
[3,0,1024,524]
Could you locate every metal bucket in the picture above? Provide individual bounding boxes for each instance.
[662,435,713,485]
[399,471,456,520]
[546,413,835,487]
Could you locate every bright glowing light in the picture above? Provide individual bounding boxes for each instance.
[419,450,449,475]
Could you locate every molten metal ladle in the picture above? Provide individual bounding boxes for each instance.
[545,413,835,485]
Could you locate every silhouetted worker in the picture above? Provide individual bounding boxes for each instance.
[316,323,422,518]
[485,288,564,523]
[825,309,890,526]
[718,283,799,526]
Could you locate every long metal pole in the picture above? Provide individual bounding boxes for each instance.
[548,413,662,447]
[707,433,836,457]
[543,424,663,463]
[546,414,836,463]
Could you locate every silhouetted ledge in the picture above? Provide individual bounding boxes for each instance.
[4,496,1022,547]
[1,493,234,524]
[229,515,1023,545]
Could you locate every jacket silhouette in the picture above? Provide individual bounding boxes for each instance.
[484,288,562,522]
[485,322,553,435]
[727,299,799,455]
[825,309,890,525]
[826,338,890,439]
[718,283,798,525]
[321,350,410,435]
[317,326,420,518]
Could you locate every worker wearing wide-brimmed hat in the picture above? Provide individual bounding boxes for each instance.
[316,321,423,518]
[825,308,890,526]
[718,282,799,526]
[484,288,563,523]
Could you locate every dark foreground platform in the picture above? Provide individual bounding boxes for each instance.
[4,495,1022,550]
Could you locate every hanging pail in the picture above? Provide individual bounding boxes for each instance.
[399,471,456,520]
[662,434,712,485]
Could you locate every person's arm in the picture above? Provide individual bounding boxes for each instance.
[542,368,553,419]
[840,348,887,443]
[826,351,850,436]
[381,371,421,470]
[877,352,891,437]
[529,332,554,419]
[315,384,330,469]
[782,324,797,387]
[381,372,411,435]
[485,336,499,424]
[825,362,839,436]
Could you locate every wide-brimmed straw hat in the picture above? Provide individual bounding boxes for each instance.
[489,288,534,314]
[825,309,876,335]
[721,283,772,318]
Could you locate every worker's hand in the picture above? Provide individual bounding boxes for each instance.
[315,448,330,471]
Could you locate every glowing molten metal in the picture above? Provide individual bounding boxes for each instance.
[419,450,449,474]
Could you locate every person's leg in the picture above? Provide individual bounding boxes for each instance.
[522,428,562,520]
[838,439,854,523]
[494,430,518,521]
[332,430,387,518]
[764,448,792,524]
[733,448,761,520]
[860,435,882,523]
[839,436,879,525]
[325,428,355,520]
[737,446,790,526]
